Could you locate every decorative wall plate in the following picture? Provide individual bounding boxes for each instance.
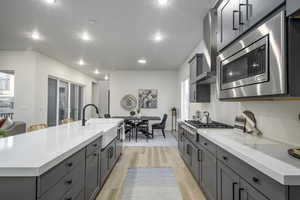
[120,94,137,111]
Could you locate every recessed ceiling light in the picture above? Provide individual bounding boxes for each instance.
[31,31,41,40]
[153,31,164,42]
[44,0,56,4]
[138,59,147,64]
[104,75,109,80]
[78,59,85,66]
[80,31,91,41]
[94,69,100,74]
[157,0,169,7]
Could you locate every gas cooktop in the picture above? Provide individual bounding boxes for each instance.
[185,120,233,129]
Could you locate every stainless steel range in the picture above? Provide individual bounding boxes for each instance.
[185,120,233,129]
[181,120,233,142]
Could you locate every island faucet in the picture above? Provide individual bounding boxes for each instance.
[82,104,100,126]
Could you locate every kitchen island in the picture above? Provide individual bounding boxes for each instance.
[0,118,124,200]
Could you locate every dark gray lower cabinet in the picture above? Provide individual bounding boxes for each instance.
[116,128,123,160]
[178,127,184,155]
[0,177,36,200]
[101,139,118,187]
[240,179,269,200]
[177,123,298,200]
[101,146,109,186]
[218,161,239,200]
[202,148,217,200]
[85,150,100,200]
[190,141,200,183]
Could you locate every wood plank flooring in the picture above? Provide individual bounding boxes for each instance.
[96,147,206,200]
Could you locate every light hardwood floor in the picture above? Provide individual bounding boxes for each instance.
[96,147,206,200]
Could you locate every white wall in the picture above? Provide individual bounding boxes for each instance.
[178,41,300,146]
[35,52,96,123]
[110,70,178,130]
[0,51,96,125]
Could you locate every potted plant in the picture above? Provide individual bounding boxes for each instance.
[0,129,8,138]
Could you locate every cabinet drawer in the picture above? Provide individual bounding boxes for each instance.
[61,183,84,200]
[86,137,102,156]
[39,161,85,200]
[217,147,286,200]
[38,148,85,196]
[197,135,217,156]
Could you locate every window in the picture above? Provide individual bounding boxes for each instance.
[0,71,15,119]
[47,77,83,126]
[181,79,189,120]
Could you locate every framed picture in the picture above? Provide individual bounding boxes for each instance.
[138,89,158,109]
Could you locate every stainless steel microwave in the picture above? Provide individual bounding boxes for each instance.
[217,11,286,99]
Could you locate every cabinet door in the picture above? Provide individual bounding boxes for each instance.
[190,83,196,103]
[239,0,284,31]
[183,139,192,167]
[178,127,184,155]
[190,57,197,83]
[116,129,123,160]
[240,179,269,200]
[190,144,201,184]
[85,151,100,200]
[218,0,240,50]
[109,140,117,169]
[217,161,239,200]
[100,148,109,186]
[202,148,217,200]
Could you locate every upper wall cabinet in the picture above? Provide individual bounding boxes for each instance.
[217,0,285,50]
[217,0,241,51]
[189,54,211,103]
[287,0,300,16]
[189,54,204,84]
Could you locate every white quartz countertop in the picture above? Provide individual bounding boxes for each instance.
[181,120,300,185]
[0,118,123,177]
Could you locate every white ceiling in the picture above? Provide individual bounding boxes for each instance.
[0,0,214,79]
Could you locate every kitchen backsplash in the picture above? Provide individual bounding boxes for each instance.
[189,84,300,146]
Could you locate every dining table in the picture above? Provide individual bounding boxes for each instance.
[112,115,161,141]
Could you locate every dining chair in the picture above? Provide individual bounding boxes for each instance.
[124,120,134,141]
[136,120,150,142]
[27,124,48,132]
[60,118,74,124]
[151,114,168,138]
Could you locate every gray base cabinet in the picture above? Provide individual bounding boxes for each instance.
[177,122,300,200]
[85,150,100,200]
[218,161,240,200]
[101,139,118,187]
[0,177,36,200]
[202,148,217,200]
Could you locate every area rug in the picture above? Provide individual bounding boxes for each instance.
[120,167,183,200]
[123,131,178,147]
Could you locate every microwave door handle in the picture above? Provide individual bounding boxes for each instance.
[233,10,239,30]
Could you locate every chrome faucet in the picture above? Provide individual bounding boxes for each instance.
[82,104,100,126]
[203,111,210,124]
